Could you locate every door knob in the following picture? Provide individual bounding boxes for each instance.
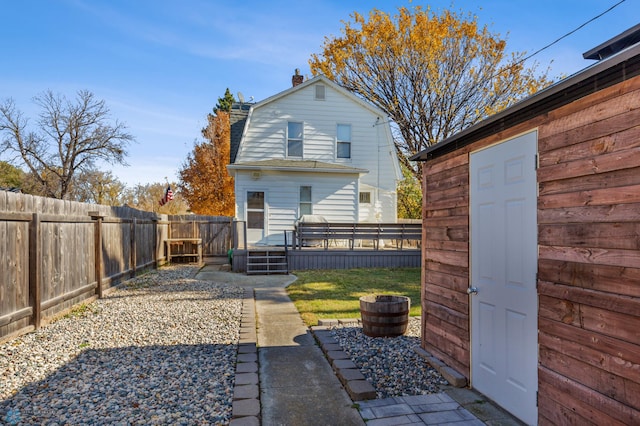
[467,287,478,295]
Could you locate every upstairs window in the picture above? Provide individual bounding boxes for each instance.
[300,186,312,216]
[315,84,325,100]
[337,124,351,159]
[359,192,371,204]
[287,121,303,157]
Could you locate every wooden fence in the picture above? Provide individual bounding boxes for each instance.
[0,191,232,342]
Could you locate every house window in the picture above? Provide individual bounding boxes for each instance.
[300,186,312,216]
[337,124,351,159]
[288,121,303,158]
[247,191,265,229]
[315,85,325,100]
[359,192,371,204]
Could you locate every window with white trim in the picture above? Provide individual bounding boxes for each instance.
[359,192,371,204]
[300,186,312,216]
[337,124,351,159]
[287,121,303,157]
[315,84,325,100]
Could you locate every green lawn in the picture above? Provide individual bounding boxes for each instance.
[286,268,421,326]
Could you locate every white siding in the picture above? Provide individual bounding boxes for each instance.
[358,184,397,223]
[235,170,358,245]
[234,76,401,235]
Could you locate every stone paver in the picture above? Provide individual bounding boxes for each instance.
[235,362,258,373]
[326,350,351,361]
[230,289,260,425]
[333,358,358,370]
[359,395,479,425]
[233,384,259,399]
[346,379,377,401]
[338,368,366,383]
[232,399,260,417]
[371,402,415,417]
[229,416,260,426]
[236,353,257,363]
[196,264,524,426]
[311,324,526,425]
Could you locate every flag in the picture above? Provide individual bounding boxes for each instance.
[159,185,174,206]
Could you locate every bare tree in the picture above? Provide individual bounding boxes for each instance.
[0,90,134,199]
[69,168,127,205]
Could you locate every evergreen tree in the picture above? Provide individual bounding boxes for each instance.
[213,88,235,114]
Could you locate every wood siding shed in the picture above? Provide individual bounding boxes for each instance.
[412,41,640,424]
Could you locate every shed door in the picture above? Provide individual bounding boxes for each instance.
[470,131,538,425]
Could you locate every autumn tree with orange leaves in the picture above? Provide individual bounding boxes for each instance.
[310,7,551,178]
[178,110,235,216]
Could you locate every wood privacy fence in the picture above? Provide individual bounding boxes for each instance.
[0,191,232,342]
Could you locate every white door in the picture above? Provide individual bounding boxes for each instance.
[470,131,538,425]
[246,191,266,244]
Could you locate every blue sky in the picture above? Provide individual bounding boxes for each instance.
[0,0,637,187]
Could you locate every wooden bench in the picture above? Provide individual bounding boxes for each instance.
[165,238,202,264]
[295,223,421,250]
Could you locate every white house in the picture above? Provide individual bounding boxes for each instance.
[227,73,401,246]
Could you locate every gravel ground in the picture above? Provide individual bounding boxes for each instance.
[2,265,447,425]
[0,265,244,425]
[331,318,450,399]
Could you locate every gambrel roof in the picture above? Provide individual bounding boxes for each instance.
[252,74,388,118]
[230,74,391,165]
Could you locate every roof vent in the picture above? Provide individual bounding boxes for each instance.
[583,23,640,61]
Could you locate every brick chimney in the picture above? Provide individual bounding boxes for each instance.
[292,69,304,87]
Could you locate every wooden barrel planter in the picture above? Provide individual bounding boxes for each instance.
[359,295,410,337]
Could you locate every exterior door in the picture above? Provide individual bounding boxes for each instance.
[246,191,266,244]
[469,131,538,425]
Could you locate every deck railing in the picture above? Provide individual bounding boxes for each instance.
[293,222,421,250]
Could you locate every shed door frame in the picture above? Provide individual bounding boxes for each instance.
[469,130,538,425]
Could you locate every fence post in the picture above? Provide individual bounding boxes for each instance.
[89,212,104,298]
[130,217,137,278]
[152,215,160,268]
[29,212,41,329]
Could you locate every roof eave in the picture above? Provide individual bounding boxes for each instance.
[411,43,640,162]
[227,163,369,175]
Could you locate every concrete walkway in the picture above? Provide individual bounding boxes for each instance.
[255,285,364,425]
[195,264,522,426]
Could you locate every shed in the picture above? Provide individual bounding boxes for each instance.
[411,27,640,425]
